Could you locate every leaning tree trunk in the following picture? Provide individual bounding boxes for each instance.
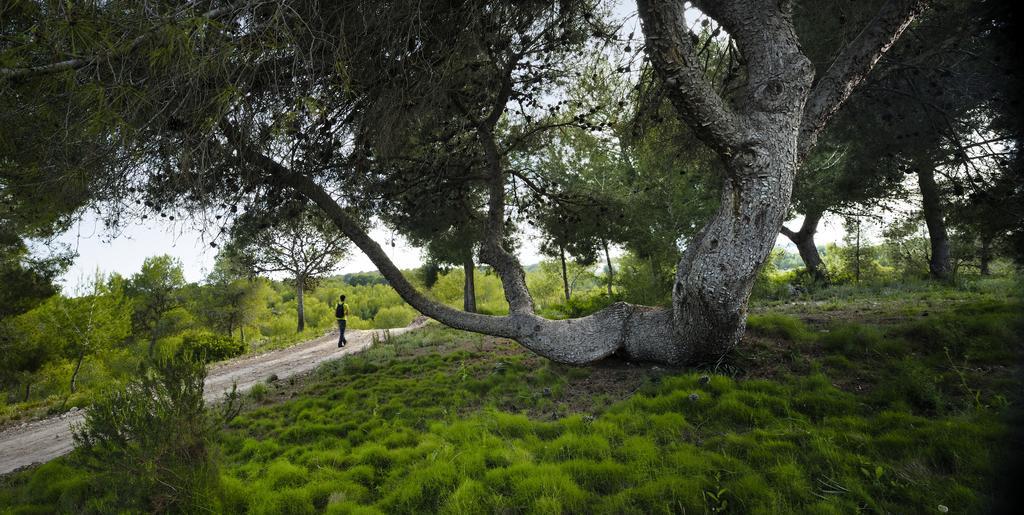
[295,278,306,332]
[917,162,952,280]
[671,149,804,362]
[463,257,477,313]
[782,209,828,283]
[237,0,922,367]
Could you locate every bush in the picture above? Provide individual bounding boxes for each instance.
[746,314,811,341]
[177,330,246,363]
[373,305,417,328]
[71,357,226,513]
[541,291,619,319]
[820,324,885,357]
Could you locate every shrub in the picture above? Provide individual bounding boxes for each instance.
[71,356,226,513]
[542,291,619,319]
[250,382,269,402]
[177,330,246,363]
[373,305,417,328]
[746,314,811,341]
[820,324,885,356]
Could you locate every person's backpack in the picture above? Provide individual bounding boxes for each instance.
[335,303,344,319]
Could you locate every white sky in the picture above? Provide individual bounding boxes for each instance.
[50,210,851,292]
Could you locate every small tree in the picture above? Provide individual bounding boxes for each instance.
[0,319,59,402]
[33,274,131,395]
[200,254,269,342]
[72,356,232,513]
[127,255,187,356]
[225,206,350,333]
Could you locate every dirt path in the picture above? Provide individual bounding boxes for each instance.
[0,325,419,475]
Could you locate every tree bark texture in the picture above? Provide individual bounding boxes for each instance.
[463,258,477,313]
[781,209,828,283]
[296,279,306,332]
[232,0,923,366]
[917,164,952,280]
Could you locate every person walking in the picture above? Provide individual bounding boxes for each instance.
[335,295,350,348]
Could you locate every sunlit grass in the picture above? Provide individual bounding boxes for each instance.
[1,283,1020,513]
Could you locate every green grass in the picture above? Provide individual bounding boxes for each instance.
[1,283,1021,514]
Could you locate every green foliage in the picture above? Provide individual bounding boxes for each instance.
[746,314,812,342]
[430,268,508,315]
[615,252,674,307]
[10,274,133,398]
[372,305,417,329]
[127,255,188,350]
[752,249,802,300]
[0,234,69,319]
[176,330,246,364]
[540,290,618,319]
[69,356,225,513]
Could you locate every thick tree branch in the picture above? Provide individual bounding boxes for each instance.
[779,225,798,240]
[220,120,534,337]
[636,0,743,158]
[220,120,671,365]
[799,0,928,159]
[478,126,536,315]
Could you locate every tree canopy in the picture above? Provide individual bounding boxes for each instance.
[2,0,1018,365]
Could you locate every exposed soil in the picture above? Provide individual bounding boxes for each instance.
[0,323,423,475]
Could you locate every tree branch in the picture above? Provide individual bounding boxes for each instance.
[780,225,798,241]
[219,119,541,338]
[0,1,244,82]
[477,126,536,315]
[799,0,928,159]
[636,0,743,158]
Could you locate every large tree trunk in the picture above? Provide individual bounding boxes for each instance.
[463,257,477,313]
[296,279,306,332]
[603,238,614,297]
[560,245,570,302]
[671,150,803,361]
[236,0,922,367]
[781,209,828,283]
[917,163,952,280]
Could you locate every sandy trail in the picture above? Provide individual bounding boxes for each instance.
[0,325,417,475]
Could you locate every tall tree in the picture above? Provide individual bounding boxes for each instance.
[224,205,350,332]
[798,0,1019,281]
